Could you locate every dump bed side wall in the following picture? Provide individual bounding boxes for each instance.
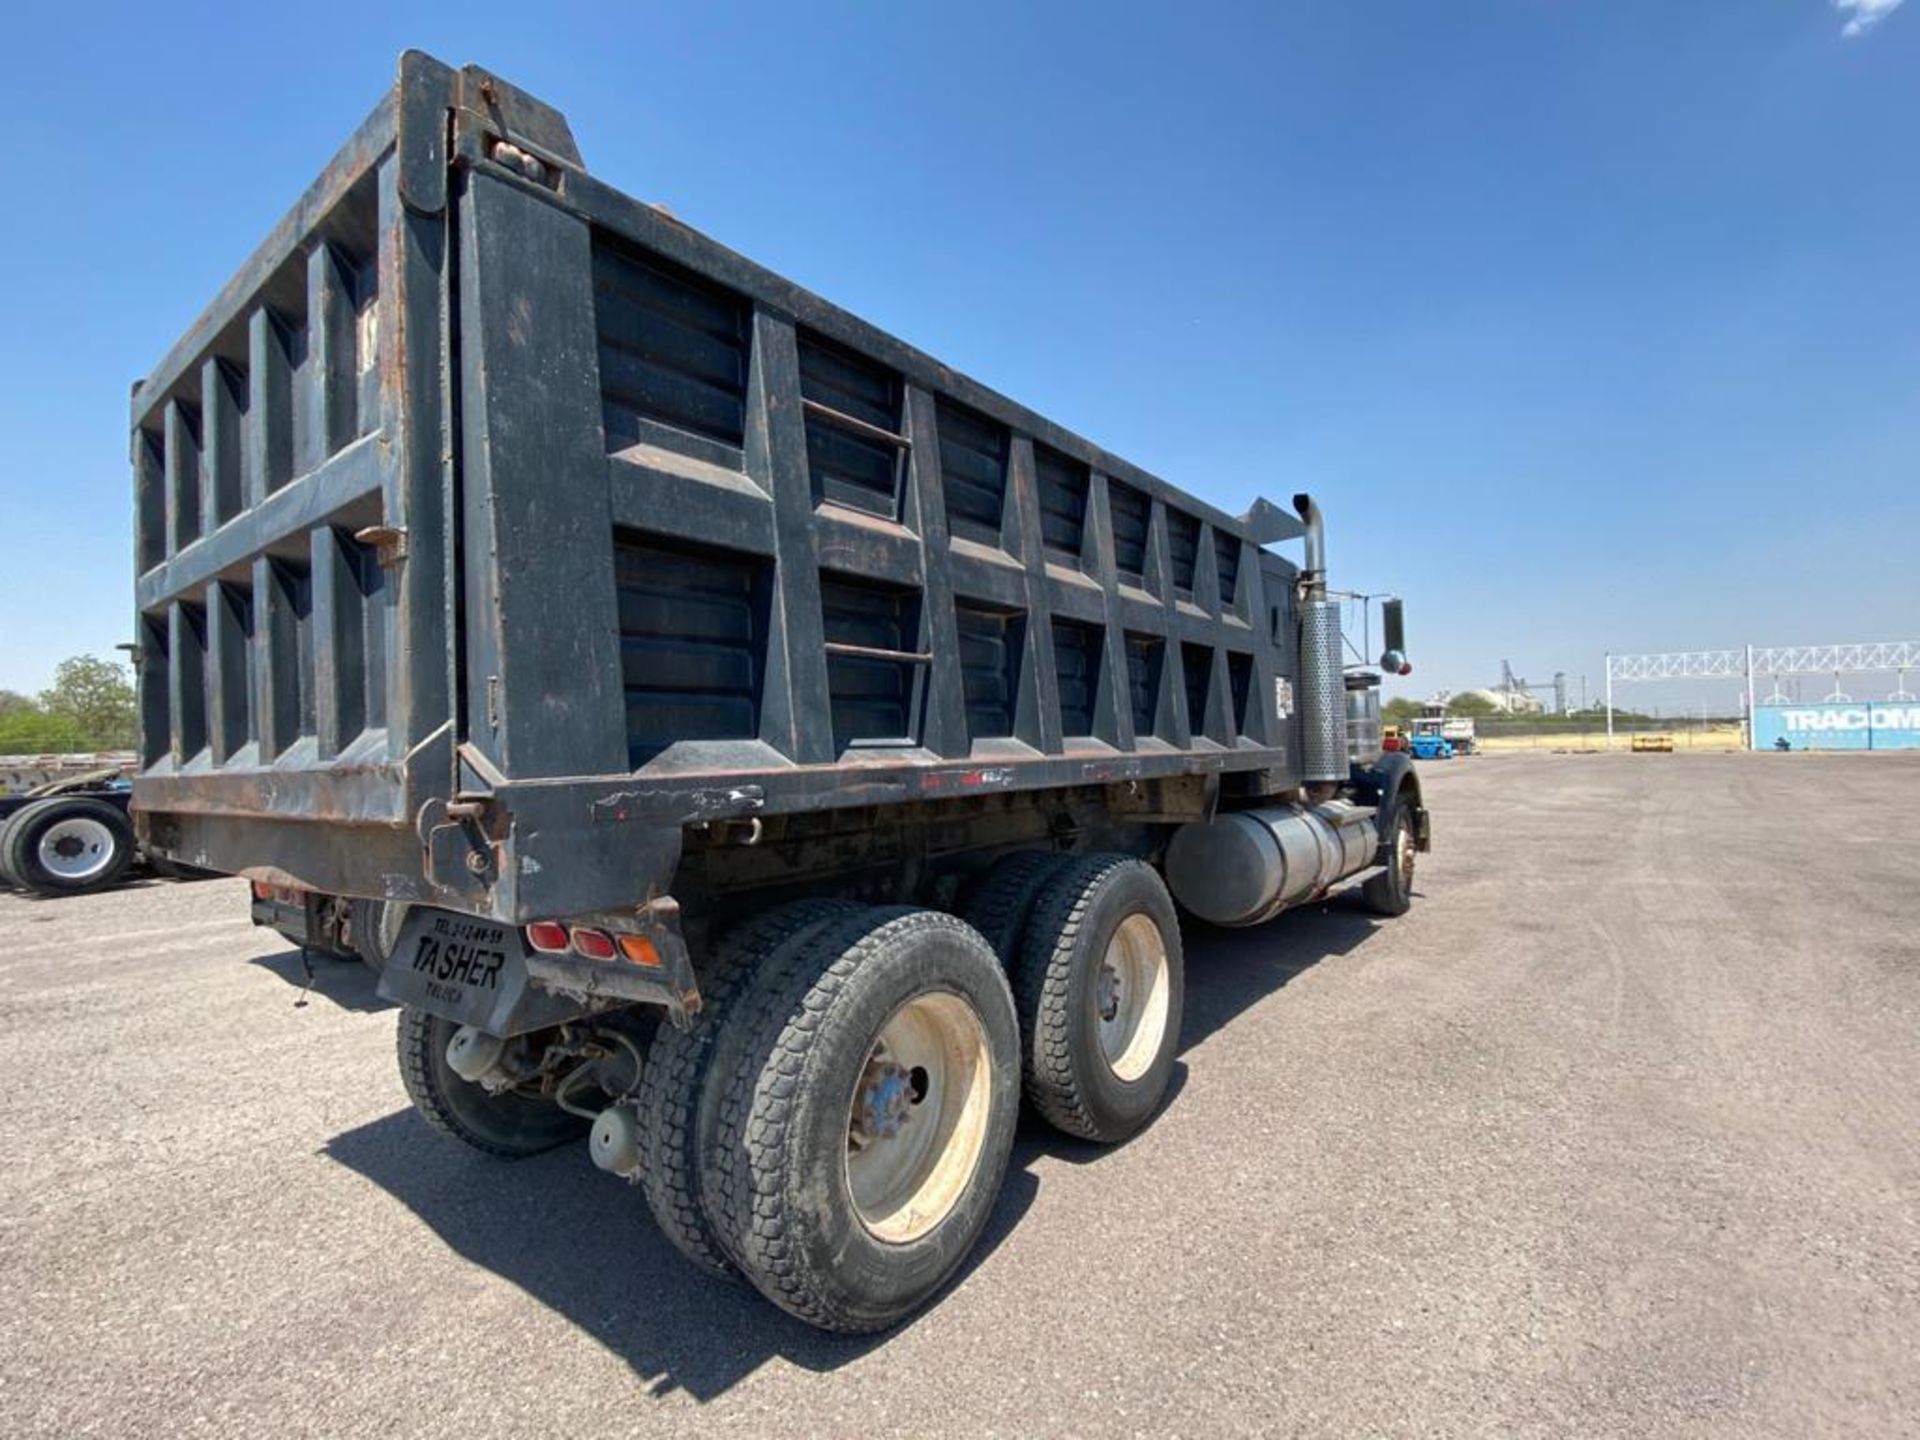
[456,123,1306,919]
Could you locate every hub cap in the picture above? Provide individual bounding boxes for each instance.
[846,992,994,1244]
[37,817,116,882]
[1096,913,1172,1083]
[1397,819,1416,890]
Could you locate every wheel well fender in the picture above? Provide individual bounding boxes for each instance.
[1350,753,1430,855]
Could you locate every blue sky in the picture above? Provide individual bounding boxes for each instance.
[1,1,1914,712]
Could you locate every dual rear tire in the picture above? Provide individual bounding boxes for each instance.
[401,854,1188,1333]
[1004,854,1184,1144]
[638,903,1022,1330]
[632,860,1185,1330]
[706,908,1022,1330]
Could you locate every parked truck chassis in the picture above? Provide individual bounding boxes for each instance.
[131,53,1429,1332]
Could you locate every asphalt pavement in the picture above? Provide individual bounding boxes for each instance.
[2,752,1916,1437]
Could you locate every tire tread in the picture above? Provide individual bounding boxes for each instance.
[960,850,1066,965]
[1010,853,1182,1142]
[636,898,854,1278]
[393,1009,557,1159]
[715,906,1018,1332]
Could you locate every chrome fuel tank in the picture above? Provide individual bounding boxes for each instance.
[1163,801,1380,926]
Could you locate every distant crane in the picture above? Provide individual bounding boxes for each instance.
[1500,660,1569,715]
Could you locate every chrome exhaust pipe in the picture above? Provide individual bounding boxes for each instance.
[1292,493,1348,783]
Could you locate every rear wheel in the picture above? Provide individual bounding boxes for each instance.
[1361,807,1417,917]
[396,1009,588,1158]
[2,797,136,896]
[709,907,1021,1332]
[0,812,23,889]
[633,898,856,1279]
[1011,855,1184,1143]
[960,849,1067,964]
[349,898,409,973]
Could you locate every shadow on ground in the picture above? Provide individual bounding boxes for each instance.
[250,948,395,1014]
[1178,894,1389,1055]
[0,876,170,903]
[0,864,224,903]
[324,894,1388,1401]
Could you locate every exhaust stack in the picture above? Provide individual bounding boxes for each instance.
[1292,493,1349,783]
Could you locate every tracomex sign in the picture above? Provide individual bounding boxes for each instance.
[1753,704,1920,751]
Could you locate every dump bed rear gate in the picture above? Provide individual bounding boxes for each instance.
[134,52,1309,922]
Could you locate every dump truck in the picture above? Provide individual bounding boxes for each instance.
[130,52,1430,1333]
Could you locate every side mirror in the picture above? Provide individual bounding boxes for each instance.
[1379,599,1410,675]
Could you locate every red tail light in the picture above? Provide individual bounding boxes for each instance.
[251,881,272,900]
[525,921,571,953]
[570,927,617,962]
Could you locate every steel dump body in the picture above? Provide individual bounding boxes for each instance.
[132,52,1312,929]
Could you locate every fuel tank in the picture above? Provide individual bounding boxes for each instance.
[1163,801,1381,926]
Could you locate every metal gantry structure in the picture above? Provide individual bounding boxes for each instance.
[1603,641,1920,747]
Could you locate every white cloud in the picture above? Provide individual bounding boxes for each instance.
[1835,0,1905,36]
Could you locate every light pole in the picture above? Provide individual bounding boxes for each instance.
[1604,654,1614,748]
[1744,644,1756,752]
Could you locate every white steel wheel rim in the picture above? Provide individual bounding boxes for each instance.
[1096,913,1172,1083]
[1397,819,1415,890]
[37,818,116,882]
[845,991,995,1245]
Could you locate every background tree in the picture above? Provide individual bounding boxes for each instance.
[1382,696,1420,727]
[37,655,137,749]
[0,699,68,753]
[1443,691,1499,719]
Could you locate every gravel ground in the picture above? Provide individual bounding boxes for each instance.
[2,752,1916,1438]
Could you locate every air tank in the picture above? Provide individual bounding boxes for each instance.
[1346,675,1383,768]
[1163,801,1381,927]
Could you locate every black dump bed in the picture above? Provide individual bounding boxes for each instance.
[132,52,1311,924]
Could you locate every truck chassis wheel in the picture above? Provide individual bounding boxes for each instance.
[0,812,23,888]
[708,907,1021,1332]
[349,898,409,973]
[1361,808,1417,917]
[634,898,856,1279]
[2,798,135,896]
[396,1008,588,1158]
[960,849,1067,965]
[1012,855,1184,1143]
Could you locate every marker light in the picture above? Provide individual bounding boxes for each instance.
[617,934,662,967]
